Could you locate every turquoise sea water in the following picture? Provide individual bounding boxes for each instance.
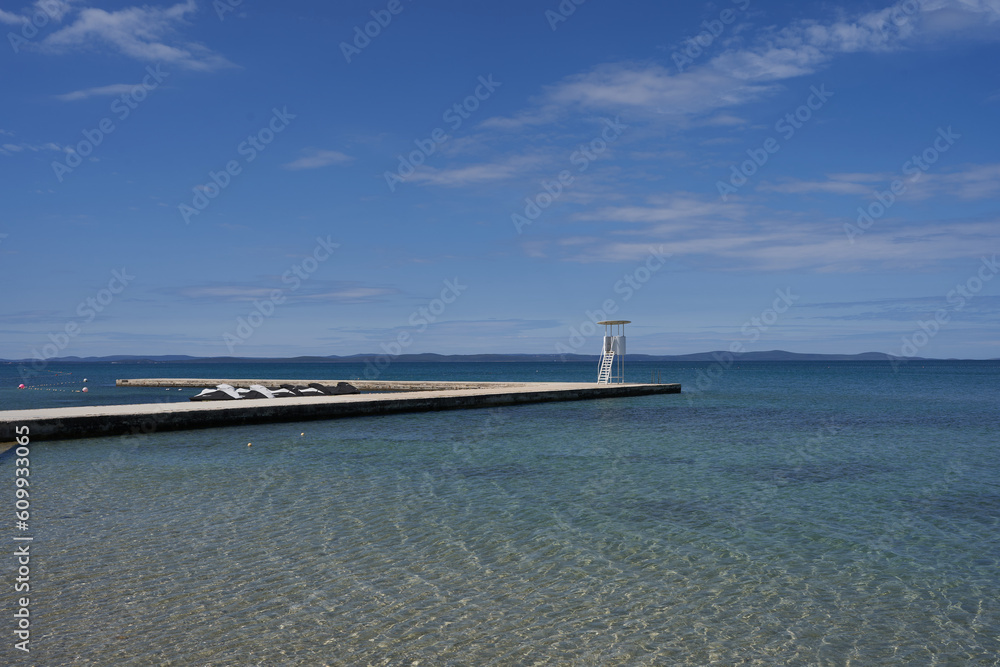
[2,360,999,665]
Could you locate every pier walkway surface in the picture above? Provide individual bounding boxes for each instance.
[1,380,681,442]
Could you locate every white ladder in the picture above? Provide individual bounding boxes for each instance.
[597,350,615,383]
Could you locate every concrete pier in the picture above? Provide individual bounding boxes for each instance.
[1,381,681,442]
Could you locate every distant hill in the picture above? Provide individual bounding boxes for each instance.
[0,350,975,363]
[645,350,918,362]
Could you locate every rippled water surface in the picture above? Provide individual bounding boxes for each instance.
[5,361,1000,665]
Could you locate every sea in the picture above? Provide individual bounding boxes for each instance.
[1,359,998,665]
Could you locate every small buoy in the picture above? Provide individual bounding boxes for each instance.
[83,378,88,382]
[247,443,252,447]
[300,432,305,436]
[18,384,25,389]
[81,387,89,393]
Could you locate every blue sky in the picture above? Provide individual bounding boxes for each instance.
[1,0,999,360]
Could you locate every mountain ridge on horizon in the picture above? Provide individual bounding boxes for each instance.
[3,350,997,363]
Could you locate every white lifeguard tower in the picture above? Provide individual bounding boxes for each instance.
[597,320,629,384]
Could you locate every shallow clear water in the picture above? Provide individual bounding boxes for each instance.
[4,361,999,664]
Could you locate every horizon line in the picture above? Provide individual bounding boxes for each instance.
[3,350,999,363]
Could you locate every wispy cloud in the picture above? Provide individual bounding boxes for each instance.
[484,0,1000,130]
[801,295,1000,322]
[0,141,64,156]
[571,222,997,271]
[54,83,137,101]
[305,286,395,303]
[529,187,999,271]
[175,280,397,304]
[326,318,562,340]
[921,163,1000,200]
[759,164,1000,200]
[406,154,549,187]
[0,0,75,26]
[572,194,745,224]
[37,0,233,71]
[281,148,353,171]
[0,8,27,25]
[0,309,72,325]
[759,175,883,196]
[482,62,777,129]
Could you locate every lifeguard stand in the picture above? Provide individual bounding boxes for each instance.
[596,320,629,384]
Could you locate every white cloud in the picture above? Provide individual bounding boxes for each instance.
[932,163,1000,199]
[917,0,1000,38]
[177,281,396,304]
[302,287,393,302]
[0,1,75,25]
[54,83,137,101]
[528,186,999,271]
[0,141,64,156]
[559,218,999,272]
[758,164,1000,200]
[699,113,747,126]
[181,286,275,300]
[479,106,560,131]
[509,62,777,125]
[0,9,27,25]
[405,154,549,187]
[39,0,233,71]
[39,0,75,22]
[484,0,1000,129]
[758,179,876,196]
[573,194,744,224]
[281,149,353,171]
